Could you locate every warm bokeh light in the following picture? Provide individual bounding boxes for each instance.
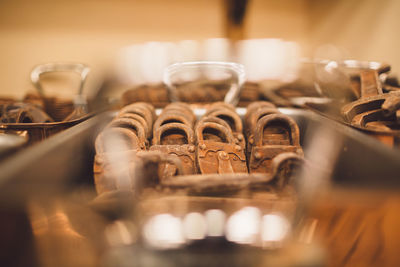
[183,212,207,240]
[143,213,185,249]
[204,209,226,237]
[226,207,261,244]
[261,214,290,246]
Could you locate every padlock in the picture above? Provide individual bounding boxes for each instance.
[245,107,280,159]
[94,127,143,194]
[150,123,197,179]
[249,114,303,174]
[206,108,245,149]
[196,121,247,174]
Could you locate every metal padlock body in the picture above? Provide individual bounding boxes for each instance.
[206,109,245,149]
[249,114,302,174]
[150,123,196,177]
[107,117,147,149]
[196,121,247,174]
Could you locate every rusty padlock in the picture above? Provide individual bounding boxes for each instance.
[245,107,280,158]
[196,121,247,174]
[93,127,142,193]
[150,122,197,179]
[249,114,303,174]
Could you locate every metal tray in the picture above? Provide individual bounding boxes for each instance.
[1,107,400,204]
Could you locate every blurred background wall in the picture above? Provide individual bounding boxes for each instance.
[0,0,398,97]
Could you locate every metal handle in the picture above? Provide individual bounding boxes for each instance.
[31,63,90,97]
[163,61,246,106]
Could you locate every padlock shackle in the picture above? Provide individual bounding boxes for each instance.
[119,104,154,127]
[95,127,140,154]
[153,122,195,145]
[254,114,300,147]
[205,102,236,115]
[207,109,243,132]
[153,113,193,132]
[117,113,150,138]
[196,121,235,144]
[246,107,280,132]
[197,116,232,132]
[164,102,196,122]
[108,117,147,142]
